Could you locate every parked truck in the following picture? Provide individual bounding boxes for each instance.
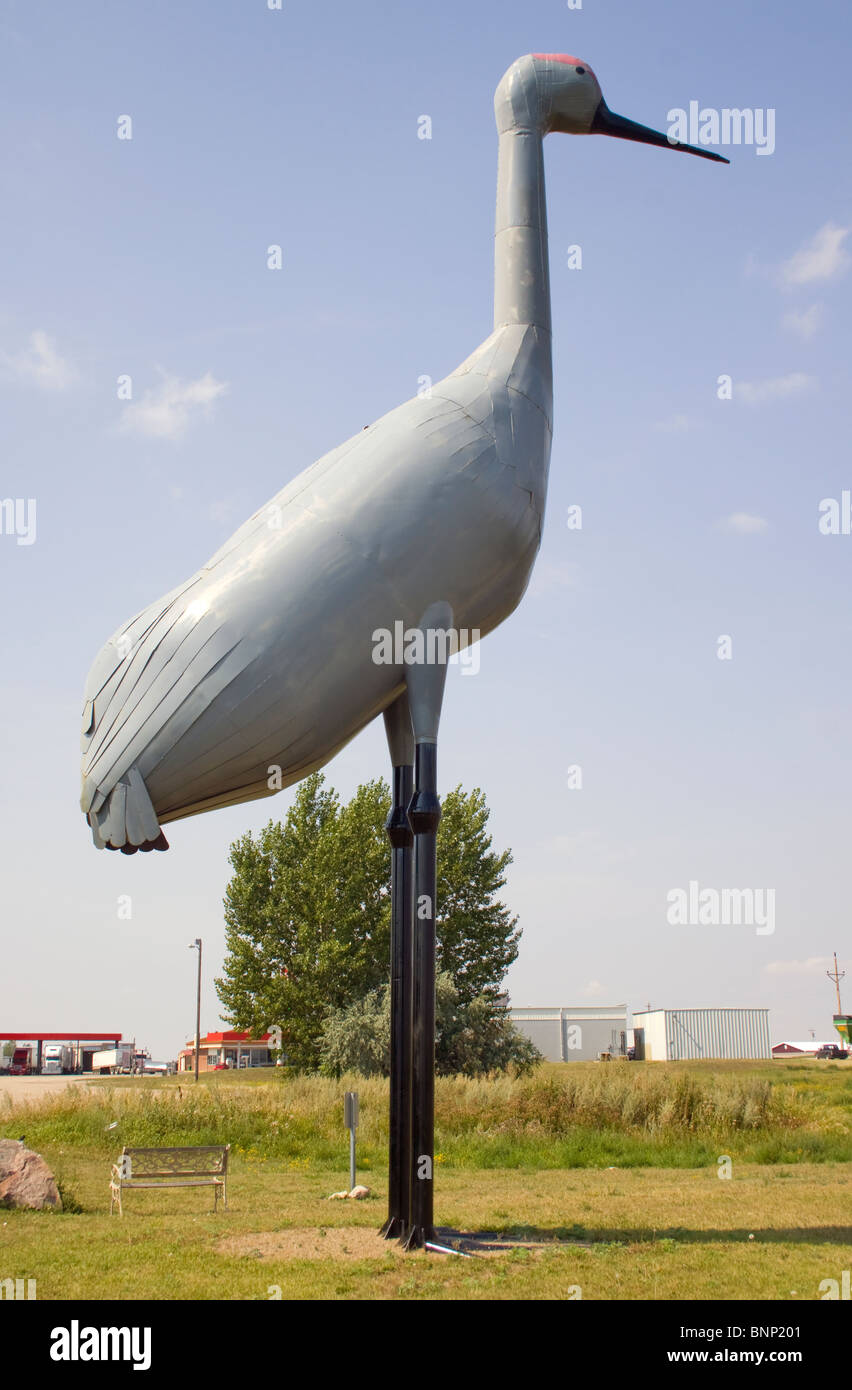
[9,1047,33,1075]
[42,1043,74,1075]
[92,1046,134,1075]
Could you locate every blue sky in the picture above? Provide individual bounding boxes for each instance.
[1,0,850,1058]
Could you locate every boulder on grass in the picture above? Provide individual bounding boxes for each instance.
[0,1140,62,1211]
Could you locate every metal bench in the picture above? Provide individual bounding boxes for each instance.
[109,1144,230,1216]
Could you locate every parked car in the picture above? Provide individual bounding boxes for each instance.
[815,1044,848,1059]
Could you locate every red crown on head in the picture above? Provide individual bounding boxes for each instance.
[533,53,596,79]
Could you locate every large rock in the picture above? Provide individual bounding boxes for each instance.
[0,1139,62,1211]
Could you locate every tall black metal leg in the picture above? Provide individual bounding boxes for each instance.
[401,601,452,1252]
[403,741,441,1249]
[380,693,414,1239]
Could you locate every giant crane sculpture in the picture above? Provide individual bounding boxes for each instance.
[81,55,726,1249]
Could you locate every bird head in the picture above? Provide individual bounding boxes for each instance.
[496,54,729,163]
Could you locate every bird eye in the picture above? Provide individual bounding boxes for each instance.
[575,66,586,75]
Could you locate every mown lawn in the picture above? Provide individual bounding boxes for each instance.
[1,1159,849,1301]
[0,1061,849,1300]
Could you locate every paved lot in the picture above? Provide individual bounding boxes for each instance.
[0,1074,92,1101]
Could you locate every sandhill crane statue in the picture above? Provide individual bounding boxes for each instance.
[81,54,726,1248]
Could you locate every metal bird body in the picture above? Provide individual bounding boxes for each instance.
[81,324,550,847]
[81,55,725,852]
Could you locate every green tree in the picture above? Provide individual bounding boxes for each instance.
[436,787,520,1003]
[319,987,390,1078]
[215,773,351,1070]
[319,974,540,1078]
[216,773,522,1070]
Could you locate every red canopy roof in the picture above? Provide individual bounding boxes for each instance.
[0,1032,122,1042]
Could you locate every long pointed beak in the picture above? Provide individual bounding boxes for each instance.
[591,98,730,164]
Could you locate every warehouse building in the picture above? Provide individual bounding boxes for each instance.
[633,1008,770,1061]
[509,1005,629,1062]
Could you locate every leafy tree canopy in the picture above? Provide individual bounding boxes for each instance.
[319,973,541,1078]
[216,773,522,1071]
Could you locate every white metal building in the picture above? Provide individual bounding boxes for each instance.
[509,1005,629,1062]
[633,1008,770,1061]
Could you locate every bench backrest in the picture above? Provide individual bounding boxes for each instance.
[119,1145,229,1178]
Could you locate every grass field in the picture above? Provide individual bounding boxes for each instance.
[1,1060,849,1300]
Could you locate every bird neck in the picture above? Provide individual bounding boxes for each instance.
[493,125,551,336]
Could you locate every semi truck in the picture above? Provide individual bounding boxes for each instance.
[42,1043,74,1075]
[92,1046,134,1075]
[9,1047,33,1075]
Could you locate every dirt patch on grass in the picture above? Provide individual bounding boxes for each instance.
[218,1226,585,1262]
[219,1227,408,1261]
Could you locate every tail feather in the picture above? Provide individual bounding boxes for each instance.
[88,766,169,854]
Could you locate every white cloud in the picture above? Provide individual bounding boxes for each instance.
[723,512,770,534]
[0,330,77,390]
[782,303,823,341]
[764,956,834,977]
[120,371,228,439]
[583,979,605,998]
[737,372,815,405]
[781,222,850,286]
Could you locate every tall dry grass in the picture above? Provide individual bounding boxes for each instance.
[2,1064,846,1168]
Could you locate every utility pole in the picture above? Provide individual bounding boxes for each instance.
[826,953,845,1014]
[189,939,202,1081]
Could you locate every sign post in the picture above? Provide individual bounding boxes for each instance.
[344,1091,359,1192]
